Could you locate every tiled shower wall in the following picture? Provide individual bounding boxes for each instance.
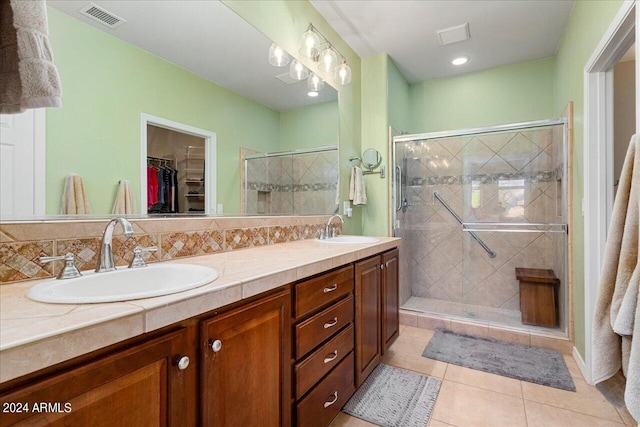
[245,151,339,215]
[399,126,566,323]
[0,215,339,285]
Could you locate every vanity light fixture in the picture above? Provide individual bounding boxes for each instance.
[452,56,469,65]
[268,43,290,67]
[289,59,309,80]
[297,23,352,86]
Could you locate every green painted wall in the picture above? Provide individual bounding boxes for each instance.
[388,58,411,134]
[47,7,281,215]
[225,0,362,235]
[410,57,555,132]
[553,0,624,358]
[279,101,339,151]
[361,54,390,237]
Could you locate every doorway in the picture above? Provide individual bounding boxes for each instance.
[583,0,638,383]
[140,114,216,215]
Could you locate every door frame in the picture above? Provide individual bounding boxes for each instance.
[140,114,217,214]
[583,0,638,384]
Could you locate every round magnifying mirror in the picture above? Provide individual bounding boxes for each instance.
[361,148,382,170]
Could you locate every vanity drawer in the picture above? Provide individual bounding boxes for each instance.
[295,265,354,319]
[295,324,354,399]
[297,352,355,427]
[295,296,354,359]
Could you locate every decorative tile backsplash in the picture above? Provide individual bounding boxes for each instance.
[0,215,339,284]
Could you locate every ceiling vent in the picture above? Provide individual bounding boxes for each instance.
[79,3,126,29]
[436,23,470,46]
[274,72,302,85]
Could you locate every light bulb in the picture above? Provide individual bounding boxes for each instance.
[289,59,309,80]
[451,56,469,65]
[268,43,290,67]
[299,26,320,58]
[318,46,338,73]
[333,61,352,85]
[307,72,324,92]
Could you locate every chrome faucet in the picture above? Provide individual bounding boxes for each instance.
[324,214,344,239]
[96,217,134,272]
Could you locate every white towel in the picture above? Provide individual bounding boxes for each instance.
[349,165,367,206]
[0,0,62,114]
[593,134,640,422]
[60,173,91,214]
[112,180,136,215]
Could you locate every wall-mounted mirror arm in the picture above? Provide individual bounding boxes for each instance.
[349,148,386,178]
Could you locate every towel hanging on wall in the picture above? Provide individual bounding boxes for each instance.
[112,180,136,215]
[592,134,639,422]
[349,165,367,206]
[0,0,62,114]
[60,173,91,215]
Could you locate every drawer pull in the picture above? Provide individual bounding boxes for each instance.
[323,350,338,363]
[323,391,338,408]
[323,284,338,293]
[177,356,190,370]
[323,317,338,329]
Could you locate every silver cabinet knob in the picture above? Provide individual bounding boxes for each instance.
[177,356,190,370]
[210,339,222,352]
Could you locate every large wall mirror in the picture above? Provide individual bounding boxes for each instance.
[2,0,339,220]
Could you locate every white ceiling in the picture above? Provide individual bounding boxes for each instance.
[47,0,337,111]
[310,0,575,83]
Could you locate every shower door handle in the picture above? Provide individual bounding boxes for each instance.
[395,165,402,211]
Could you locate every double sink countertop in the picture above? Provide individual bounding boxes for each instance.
[0,237,400,384]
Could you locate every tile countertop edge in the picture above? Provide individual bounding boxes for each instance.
[0,237,400,384]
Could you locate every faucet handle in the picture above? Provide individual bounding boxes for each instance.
[129,246,158,269]
[39,253,82,280]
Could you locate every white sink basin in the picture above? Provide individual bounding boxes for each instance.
[27,264,218,304]
[316,235,380,244]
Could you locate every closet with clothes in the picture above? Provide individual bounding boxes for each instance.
[147,124,207,214]
[147,157,179,213]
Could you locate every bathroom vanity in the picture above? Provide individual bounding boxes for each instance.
[0,238,399,426]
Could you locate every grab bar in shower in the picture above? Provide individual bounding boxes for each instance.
[433,191,497,258]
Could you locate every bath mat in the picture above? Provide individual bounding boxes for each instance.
[342,363,442,427]
[422,329,576,391]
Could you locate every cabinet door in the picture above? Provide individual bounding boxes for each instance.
[381,249,400,355]
[200,290,291,427]
[0,328,195,427]
[354,256,381,387]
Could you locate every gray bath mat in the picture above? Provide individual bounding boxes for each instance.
[342,363,441,427]
[422,329,576,391]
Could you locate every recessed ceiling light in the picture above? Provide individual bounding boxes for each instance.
[452,56,469,66]
[308,91,319,97]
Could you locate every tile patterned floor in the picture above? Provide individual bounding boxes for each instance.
[330,325,636,427]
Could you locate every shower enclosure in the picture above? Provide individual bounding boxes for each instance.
[244,145,339,215]
[393,119,568,335]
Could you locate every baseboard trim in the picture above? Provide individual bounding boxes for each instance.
[573,346,591,384]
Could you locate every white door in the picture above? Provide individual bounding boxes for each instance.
[0,110,45,219]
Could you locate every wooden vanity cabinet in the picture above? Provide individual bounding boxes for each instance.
[200,289,291,427]
[354,248,400,387]
[381,248,400,355]
[293,265,356,427]
[0,327,195,427]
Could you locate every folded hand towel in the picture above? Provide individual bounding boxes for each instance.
[112,179,136,215]
[349,165,367,206]
[0,0,62,114]
[593,134,640,422]
[61,173,91,214]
